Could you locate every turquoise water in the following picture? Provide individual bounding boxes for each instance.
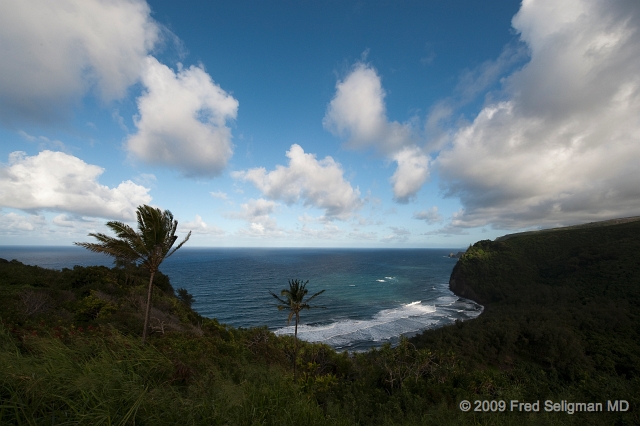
[0,246,483,351]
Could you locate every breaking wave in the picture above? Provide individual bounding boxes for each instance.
[274,299,482,350]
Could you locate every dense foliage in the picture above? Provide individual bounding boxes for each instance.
[1,219,639,424]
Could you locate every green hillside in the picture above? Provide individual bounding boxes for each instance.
[411,218,640,421]
[1,219,639,425]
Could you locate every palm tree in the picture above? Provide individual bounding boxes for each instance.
[270,279,325,376]
[75,205,191,344]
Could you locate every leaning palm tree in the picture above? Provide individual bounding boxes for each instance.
[270,279,325,376]
[75,205,191,344]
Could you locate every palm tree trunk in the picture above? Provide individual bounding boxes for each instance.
[294,313,299,378]
[141,270,155,345]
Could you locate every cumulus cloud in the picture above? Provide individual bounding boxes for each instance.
[0,0,159,125]
[0,1,237,178]
[324,62,429,202]
[226,198,282,237]
[413,206,443,224]
[233,144,362,219]
[390,146,430,204]
[323,63,408,154]
[436,0,640,230]
[0,151,151,220]
[182,215,225,236]
[126,57,238,177]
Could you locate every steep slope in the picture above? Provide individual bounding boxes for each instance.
[413,218,640,382]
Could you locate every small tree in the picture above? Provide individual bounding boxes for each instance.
[176,287,195,308]
[75,205,191,344]
[270,279,325,377]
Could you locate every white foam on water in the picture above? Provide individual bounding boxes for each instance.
[436,295,458,305]
[274,301,441,347]
[376,279,386,282]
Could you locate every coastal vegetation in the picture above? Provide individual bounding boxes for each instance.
[270,279,325,377]
[74,205,191,344]
[1,218,639,424]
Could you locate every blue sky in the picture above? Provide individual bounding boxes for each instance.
[1,0,639,248]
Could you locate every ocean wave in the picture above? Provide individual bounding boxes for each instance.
[274,301,442,348]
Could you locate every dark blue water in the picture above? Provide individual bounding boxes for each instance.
[0,246,482,351]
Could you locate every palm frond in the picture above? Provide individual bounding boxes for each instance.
[75,204,191,274]
[306,289,325,303]
[75,204,192,346]
[270,290,289,306]
[166,230,191,259]
[270,279,325,324]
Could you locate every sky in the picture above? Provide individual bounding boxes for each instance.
[1,0,639,248]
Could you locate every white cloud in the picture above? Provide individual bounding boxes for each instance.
[233,144,362,220]
[436,0,640,230]
[126,57,238,177]
[52,214,75,228]
[227,198,282,237]
[112,109,129,132]
[0,211,112,241]
[134,173,157,186]
[297,223,343,240]
[323,63,416,155]
[454,43,528,105]
[324,63,394,152]
[0,151,151,220]
[390,146,430,204]
[381,226,411,243]
[240,198,278,218]
[0,212,46,232]
[324,62,428,202]
[348,230,378,240]
[413,207,443,224]
[182,214,225,236]
[17,131,36,142]
[0,0,159,125]
[210,191,228,200]
[18,131,69,152]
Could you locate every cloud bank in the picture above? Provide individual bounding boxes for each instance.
[0,212,46,233]
[233,144,362,220]
[0,1,237,178]
[324,63,429,203]
[0,151,151,220]
[0,0,159,125]
[436,0,640,230]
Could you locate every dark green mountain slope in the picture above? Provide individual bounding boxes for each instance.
[412,218,640,386]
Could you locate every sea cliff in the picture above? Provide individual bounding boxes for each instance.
[448,261,483,307]
[412,217,640,415]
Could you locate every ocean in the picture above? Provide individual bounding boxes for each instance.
[0,246,483,351]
